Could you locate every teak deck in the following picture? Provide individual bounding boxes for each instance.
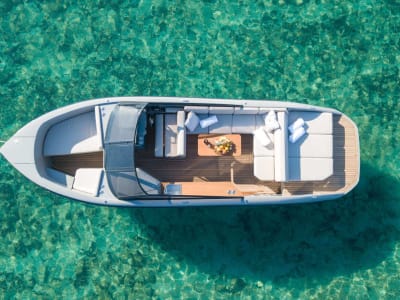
[50,114,359,197]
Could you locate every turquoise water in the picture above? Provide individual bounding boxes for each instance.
[0,0,400,298]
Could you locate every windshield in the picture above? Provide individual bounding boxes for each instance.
[104,104,146,198]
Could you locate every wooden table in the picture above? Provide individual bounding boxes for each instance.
[197,134,242,156]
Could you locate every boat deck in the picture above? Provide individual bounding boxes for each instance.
[50,114,359,197]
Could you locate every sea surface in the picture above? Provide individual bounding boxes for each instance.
[0,0,399,298]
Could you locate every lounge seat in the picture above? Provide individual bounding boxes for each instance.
[44,107,103,156]
[287,111,334,181]
[288,134,333,158]
[288,158,333,181]
[254,156,275,181]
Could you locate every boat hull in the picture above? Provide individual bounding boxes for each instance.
[0,97,360,207]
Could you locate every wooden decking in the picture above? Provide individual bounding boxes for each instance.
[50,151,103,176]
[49,114,359,197]
[135,134,282,195]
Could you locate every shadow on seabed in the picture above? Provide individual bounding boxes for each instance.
[132,162,400,285]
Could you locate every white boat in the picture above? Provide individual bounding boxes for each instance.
[0,97,360,207]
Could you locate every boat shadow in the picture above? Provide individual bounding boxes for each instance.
[131,162,400,285]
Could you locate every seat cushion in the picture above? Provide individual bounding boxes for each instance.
[165,112,186,158]
[164,114,177,157]
[288,157,333,181]
[185,111,200,132]
[232,114,256,133]
[253,127,272,147]
[188,114,209,134]
[288,134,333,158]
[254,156,275,181]
[253,132,274,157]
[209,115,233,134]
[73,168,103,196]
[288,111,333,134]
[200,115,219,128]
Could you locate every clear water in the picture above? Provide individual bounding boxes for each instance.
[1,0,400,298]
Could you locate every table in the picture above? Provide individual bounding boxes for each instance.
[197,134,242,156]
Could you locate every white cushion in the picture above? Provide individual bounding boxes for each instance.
[289,126,306,143]
[187,116,209,134]
[288,118,305,134]
[209,115,232,133]
[289,134,333,158]
[73,168,103,196]
[165,114,177,157]
[288,112,333,134]
[263,111,279,132]
[184,111,200,132]
[253,127,272,147]
[253,132,274,157]
[265,119,280,133]
[254,156,275,181]
[288,157,333,181]
[200,115,218,128]
[165,112,186,157]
